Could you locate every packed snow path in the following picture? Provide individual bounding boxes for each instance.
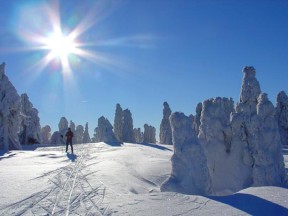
[0,145,111,216]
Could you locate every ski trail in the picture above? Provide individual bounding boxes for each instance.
[0,144,111,216]
[65,152,83,216]
[52,148,86,215]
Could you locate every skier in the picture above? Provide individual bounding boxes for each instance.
[65,128,74,154]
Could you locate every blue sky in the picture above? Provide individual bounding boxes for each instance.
[1,0,288,138]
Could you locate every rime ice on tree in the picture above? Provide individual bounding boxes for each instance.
[159,102,172,144]
[162,66,287,196]
[40,125,51,144]
[193,102,202,135]
[276,91,288,147]
[161,112,212,195]
[198,97,248,195]
[75,125,84,144]
[231,67,286,187]
[83,122,91,143]
[122,109,135,143]
[114,103,123,142]
[54,117,68,144]
[19,93,41,145]
[59,117,68,136]
[143,124,156,144]
[94,117,117,143]
[50,131,63,145]
[133,128,143,143]
[0,63,22,151]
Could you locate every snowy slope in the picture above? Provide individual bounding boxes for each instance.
[0,143,287,216]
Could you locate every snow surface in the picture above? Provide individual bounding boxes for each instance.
[0,143,287,216]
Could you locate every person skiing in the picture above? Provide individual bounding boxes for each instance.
[65,128,74,154]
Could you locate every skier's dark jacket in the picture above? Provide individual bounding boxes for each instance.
[66,130,73,142]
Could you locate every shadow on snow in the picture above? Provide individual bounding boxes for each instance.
[0,151,17,161]
[66,152,77,162]
[209,192,288,216]
[136,142,172,151]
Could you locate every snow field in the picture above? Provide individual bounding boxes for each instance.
[0,143,287,216]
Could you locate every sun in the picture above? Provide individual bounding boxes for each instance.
[45,32,77,60]
[41,30,80,71]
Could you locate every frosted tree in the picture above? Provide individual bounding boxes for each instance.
[122,109,135,143]
[162,66,287,195]
[50,131,64,145]
[0,63,22,151]
[75,125,84,144]
[276,91,288,147]
[161,112,212,195]
[19,93,41,145]
[193,102,202,135]
[230,66,286,187]
[40,125,51,144]
[143,124,156,143]
[82,122,91,143]
[114,103,123,142]
[133,128,143,143]
[252,93,286,185]
[58,117,68,137]
[198,97,248,194]
[159,102,172,144]
[94,117,117,142]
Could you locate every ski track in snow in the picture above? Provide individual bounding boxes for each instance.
[0,145,111,216]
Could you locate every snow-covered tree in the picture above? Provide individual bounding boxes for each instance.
[50,131,64,145]
[19,93,41,145]
[75,125,84,144]
[40,125,51,144]
[161,112,212,195]
[52,117,68,144]
[0,63,22,151]
[58,117,68,138]
[83,122,91,143]
[94,117,117,142]
[162,66,287,196]
[122,109,135,143]
[159,102,172,144]
[193,102,202,135]
[133,128,143,143]
[114,103,123,142]
[276,91,288,147]
[231,67,286,187]
[143,124,156,144]
[198,97,245,194]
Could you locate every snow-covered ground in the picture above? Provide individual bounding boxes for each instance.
[0,143,287,216]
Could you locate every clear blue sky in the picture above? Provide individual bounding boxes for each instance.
[1,0,288,138]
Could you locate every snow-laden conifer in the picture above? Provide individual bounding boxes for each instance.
[19,93,41,145]
[114,103,123,142]
[276,91,288,147]
[94,117,117,142]
[40,125,51,144]
[143,124,156,144]
[122,109,135,143]
[0,63,22,150]
[83,122,91,143]
[159,102,172,144]
[75,125,84,144]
